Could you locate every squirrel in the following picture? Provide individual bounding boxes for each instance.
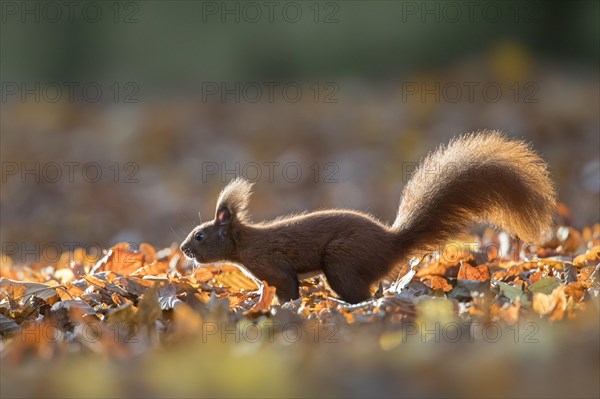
[180,131,556,304]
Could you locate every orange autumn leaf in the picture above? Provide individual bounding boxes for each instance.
[564,282,586,302]
[139,243,158,263]
[578,265,598,282]
[131,261,169,277]
[112,242,131,250]
[490,301,520,325]
[532,292,555,316]
[573,245,600,267]
[93,247,145,275]
[111,247,145,275]
[549,288,567,321]
[83,274,106,288]
[424,276,453,292]
[532,286,567,321]
[416,261,459,278]
[213,270,259,292]
[192,267,215,283]
[457,263,491,281]
[529,270,543,284]
[556,227,582,252]
[416,261,448,277]
[492,265,522,282]
[111,292,132,306]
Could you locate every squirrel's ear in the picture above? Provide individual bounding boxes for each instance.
[215,177,253,223]
[216,206,232,225]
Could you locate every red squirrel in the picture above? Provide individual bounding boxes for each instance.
[180,131,556,303]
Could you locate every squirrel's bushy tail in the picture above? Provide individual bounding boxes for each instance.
[393,130,556,254]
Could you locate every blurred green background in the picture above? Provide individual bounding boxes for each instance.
[1,0,599,256]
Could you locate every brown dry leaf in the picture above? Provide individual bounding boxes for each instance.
[107,247,145,275]
[573,245,600,268]
[556,226,583,252]
[520,261,541,271]
[213,270,259,292]
[113,242,131,250]
[492,265,522,282]
[58,284,84,300]
[192,267,215,283]
[529,270,543,284]
[251,281,276,312]
[487,245,499,262]
[549,287,567,321]
[227,293,247,308]
[131,261,169,277]
[83,274,106,289]
[532,286,567,321]
[564,282,586,302]
[0,278,58,301]
[118,276,154,297]
[111,293,132,306]
[140,243,158,263]
[416,261,444,278]
[532,292,555,316]
[490,299,521,326]
[457,263,491,281]
[416,261,459,278]
[424,276,453,292]
[498,259,519,269]
[578,265,597,282]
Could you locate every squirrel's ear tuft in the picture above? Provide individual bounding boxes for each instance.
[215,177,254,223]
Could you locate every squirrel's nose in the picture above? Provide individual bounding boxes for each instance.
[180,244,192,257]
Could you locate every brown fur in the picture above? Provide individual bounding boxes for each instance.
[181,131,556,303]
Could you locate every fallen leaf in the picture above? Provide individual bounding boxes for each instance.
[425,276,453,292]
[0,278,58,301]
[527,277,561,295]
[457,263,491,281]
[251,281,276,312]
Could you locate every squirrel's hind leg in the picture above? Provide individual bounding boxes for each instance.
[322,244,374,304]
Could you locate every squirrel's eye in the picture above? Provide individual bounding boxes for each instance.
[194,231,205,241]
